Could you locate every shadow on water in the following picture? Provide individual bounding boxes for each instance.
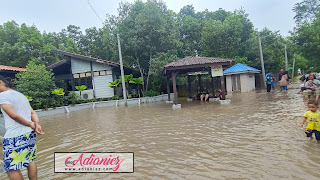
[0,87,319,179]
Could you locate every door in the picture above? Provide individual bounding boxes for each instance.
[231,74,241,91]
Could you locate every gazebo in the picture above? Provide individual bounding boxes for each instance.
[163,56,234,106]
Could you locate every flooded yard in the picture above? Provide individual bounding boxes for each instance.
[1,88,320,179]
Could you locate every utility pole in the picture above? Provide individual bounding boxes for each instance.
[87,0,127,106]
[292,54,296,79]
[117,33,127,106]
[284,44,288,71]
[258,32,266,88]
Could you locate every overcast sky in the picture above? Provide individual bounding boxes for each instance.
[0,0,301,36]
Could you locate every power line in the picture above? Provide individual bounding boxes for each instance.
[87,0,104,24]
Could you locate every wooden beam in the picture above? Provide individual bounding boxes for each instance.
[90,61,96,99]
[187,75,191,98]
[69,57,75,91]
[167,75,171,101]
[211,77,214,96]
[198,74,202,90]
[165,62,231,72]
[172,71,179,104]
[220,75,226,100]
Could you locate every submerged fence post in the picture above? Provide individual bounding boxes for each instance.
[64,106,70,113]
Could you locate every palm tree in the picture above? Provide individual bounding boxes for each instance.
[109,79,120,97]
[75,85,87,102]
[52,88,65,106]
[130,77,144,98]
[119,74,133,98]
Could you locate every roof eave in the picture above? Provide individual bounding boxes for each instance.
[224,71,261,75]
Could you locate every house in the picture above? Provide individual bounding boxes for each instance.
[0,65,26,78]
[223,63,261,92]
[47,50,131,100]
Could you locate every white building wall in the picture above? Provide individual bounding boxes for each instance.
[226,75,232,92]
[92,62,112,71]
[240,73,256,92]
[93,75,114,98]
[71,58,112,73]
[71,58,91,74]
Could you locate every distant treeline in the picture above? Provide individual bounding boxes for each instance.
[0,0,318,90]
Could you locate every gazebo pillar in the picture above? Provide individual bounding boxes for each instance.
[172,71,179,104]
[211,77,215,96]
[166,75,171,101]
[198,74,202,90]
[187,75,191,98]
[220,75,226,100]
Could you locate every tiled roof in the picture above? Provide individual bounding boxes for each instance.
[223,63,260,74]
[0,65,26,72]
[52,49,121,67]
[164,56,234,69]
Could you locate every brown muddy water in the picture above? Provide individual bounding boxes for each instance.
[1,88,320,180]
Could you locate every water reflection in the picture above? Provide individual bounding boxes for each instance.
[0,89,319,179]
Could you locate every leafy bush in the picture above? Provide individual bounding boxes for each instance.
[145,90,159,97]
[67,91,81,105]
[15,59,55,109]
[111,95,123,100]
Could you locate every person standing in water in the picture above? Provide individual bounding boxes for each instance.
[301,100,320,143]
[266,72,273,93]
[279,71,289,92]
[278,69,286,92]
[0,76,44,180]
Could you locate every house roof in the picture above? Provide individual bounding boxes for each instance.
[0,65,27,72]
[46,59,69,70]
[164,56,234,70]
[52,49,121,67]
[223,63,261,75]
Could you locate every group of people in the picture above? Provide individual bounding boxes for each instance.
[193,86,223,102]
[265,69,290,93]
[298,71,320,101]
[265,69,320,144]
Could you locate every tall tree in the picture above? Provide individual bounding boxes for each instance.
[116,0,180,92]
[293,12,320,71]
[293,0,320,26]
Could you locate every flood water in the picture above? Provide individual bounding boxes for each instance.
[1,87,320,179]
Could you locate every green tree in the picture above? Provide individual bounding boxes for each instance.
[51,88,65,106]
[75,85,87,101]
[293,12,320,71]
[15,59,55,109]
[115,0,180,93]
[293,0,320,26]
[130,77,144,98]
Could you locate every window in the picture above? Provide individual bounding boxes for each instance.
[94,72,100,76]
[100,71,106,75]
[74,77,92,89]
[106,70,112,75]
[73,69,112,89]
[80,73,86,78]
[73,74,80,78]
[73,72,93,89]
